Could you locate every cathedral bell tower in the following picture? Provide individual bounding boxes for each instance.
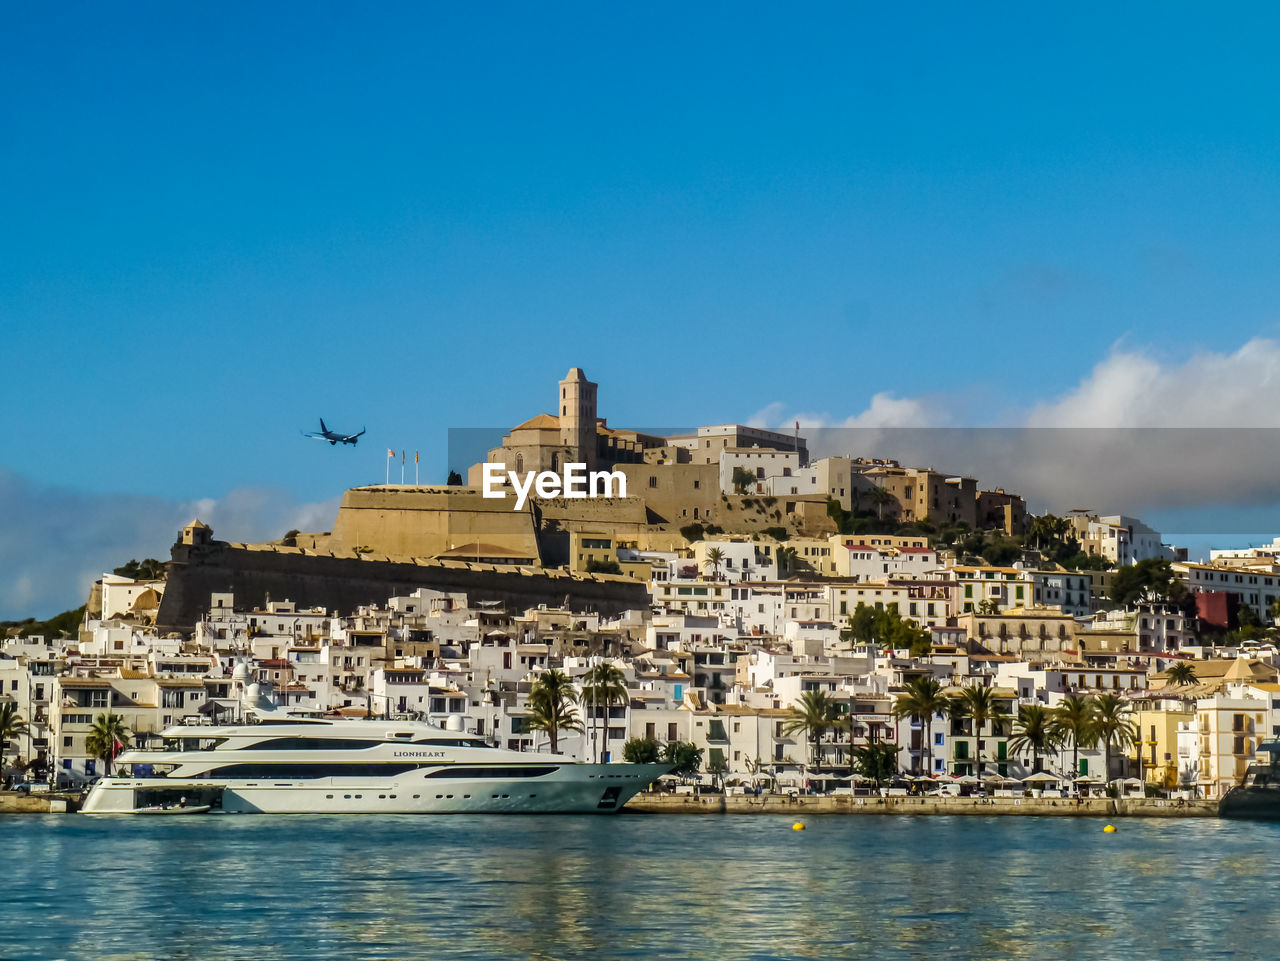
[558,367,597,471]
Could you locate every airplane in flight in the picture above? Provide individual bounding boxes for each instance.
[302,418,366,446]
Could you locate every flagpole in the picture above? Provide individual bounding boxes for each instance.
[386,449,392,485]
[400,450,405,485]
[415,451,419,486]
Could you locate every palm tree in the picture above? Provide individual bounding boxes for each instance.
[891,676,948,775]
[706,755,728,791]
[783,690,843,773]
[703,547,726,581]
[579,662,628,762]
[1050,695,1097,782]
[1008,704,1059,774]
[86,712,130,776]
[949,685,1008,778]
[1092,694,1138,782]
[852,741,901,789]
[527,670,583,755]
[0,702,29,767]
[1166,662,1198,687]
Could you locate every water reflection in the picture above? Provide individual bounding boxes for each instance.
[1,814,1279,960]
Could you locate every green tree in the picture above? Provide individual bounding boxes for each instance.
[580,662,628,762]
[981,538,1023,567]
[446,470,463,486]
[1237,604,1266,639]
[732,466,756,495]
[527,670,582,755]
[85,713,130,776]
[112,558,167,580]
[783,690,844,773]
[1050,695,1097,780]
[948,685,1008,778]
[852,742,900,788]
[1092,693,1138,782]
[1028,514,1070,553]
[1110,559,1186,607]
[842,603,931,657]
[622,736,661,764]
[891,676,948,774]
[585,559,622,574]
[1165,662,1198,687]
[1008,704,1059,774]
[0,702,29,766]
[826,497,853,534]
[662,741,703,780]
[703,547,726,581]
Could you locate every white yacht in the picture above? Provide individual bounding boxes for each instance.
[81,716,669,815]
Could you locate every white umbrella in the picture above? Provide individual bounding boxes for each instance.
[956,775,980,784]
[1021,771,1060,783]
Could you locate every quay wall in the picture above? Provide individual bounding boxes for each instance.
[624,794,1220,817]
[0,793,78,814]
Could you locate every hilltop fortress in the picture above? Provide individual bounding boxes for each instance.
[155,367,1027,631]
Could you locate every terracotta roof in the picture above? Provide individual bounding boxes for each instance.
[512,413,560,430]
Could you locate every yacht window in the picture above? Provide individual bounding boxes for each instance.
[206,762,428,779]
[425,766,557,779]
[240,737,386,751]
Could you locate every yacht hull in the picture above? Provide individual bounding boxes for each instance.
[1219,785,1280,820]
[82,764,667,815]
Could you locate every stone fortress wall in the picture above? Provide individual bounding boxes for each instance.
[156,533,648,633]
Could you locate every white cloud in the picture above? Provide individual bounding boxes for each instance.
[0,468,338,621]
[744,338,1280,529]
[747,391,943,430]
[1026,338,1280,427]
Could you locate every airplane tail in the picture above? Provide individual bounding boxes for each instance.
[319,418,328,432]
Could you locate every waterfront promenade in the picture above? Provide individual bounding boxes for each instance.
[625,792,1220,817]
[0,789,1217,817]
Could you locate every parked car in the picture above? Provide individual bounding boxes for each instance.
[12,780,50,794]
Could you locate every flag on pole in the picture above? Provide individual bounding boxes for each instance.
[414,451,419,464]
[387,449,395,458]
[401,450,406,464]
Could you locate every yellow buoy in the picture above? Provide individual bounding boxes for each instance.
[1103,824,1117,833]
[792,822,806,831]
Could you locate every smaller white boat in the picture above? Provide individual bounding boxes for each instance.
[130,804,212,815]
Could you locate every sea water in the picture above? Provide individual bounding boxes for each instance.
[1,813,1275,960]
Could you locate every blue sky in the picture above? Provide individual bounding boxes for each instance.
[4,4,1280,617]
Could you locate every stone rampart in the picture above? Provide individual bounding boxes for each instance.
[156,539,649,632]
